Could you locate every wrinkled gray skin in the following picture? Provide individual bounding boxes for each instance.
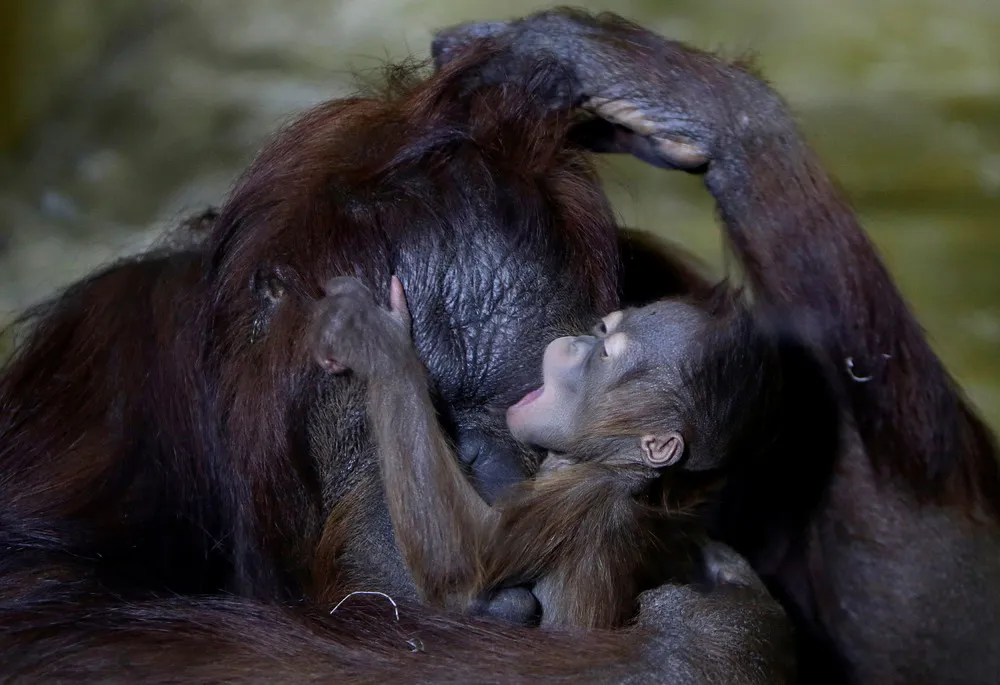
[430,9,1000,685]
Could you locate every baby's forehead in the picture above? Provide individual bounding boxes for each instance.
[590,301,709,370]
[613,300,708,338]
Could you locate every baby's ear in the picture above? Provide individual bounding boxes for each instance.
[639,432,684,468]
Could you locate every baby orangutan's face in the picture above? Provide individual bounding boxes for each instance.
[507,302,707,468]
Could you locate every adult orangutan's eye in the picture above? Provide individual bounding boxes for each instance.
[254,269,287,303]
[262,274,285,302]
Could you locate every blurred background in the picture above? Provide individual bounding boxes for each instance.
[1,0,998,429]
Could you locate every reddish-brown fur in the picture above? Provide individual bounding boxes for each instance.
[475,463,710,627]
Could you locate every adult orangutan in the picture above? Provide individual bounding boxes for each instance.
[1,9,997,685]
[0,22,791,685]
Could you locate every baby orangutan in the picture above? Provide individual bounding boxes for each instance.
[312,276,782,629]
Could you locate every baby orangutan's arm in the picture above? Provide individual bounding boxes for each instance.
[311,276,534,618]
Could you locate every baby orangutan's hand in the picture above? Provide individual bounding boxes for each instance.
[311,275,413,378]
